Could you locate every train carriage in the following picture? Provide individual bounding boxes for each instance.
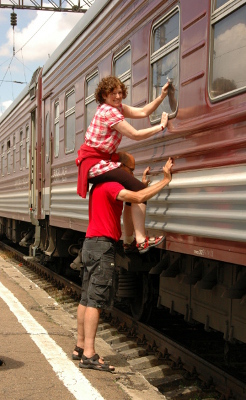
[0,0,246,344]
[0,67,42,246]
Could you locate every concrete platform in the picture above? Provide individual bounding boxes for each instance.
[0,253,165,400]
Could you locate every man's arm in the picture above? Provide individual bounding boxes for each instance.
[117,158,173,203]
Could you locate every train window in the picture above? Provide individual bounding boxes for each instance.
[13,135,16,172]
[45,112,50,163]
[113,46,131,107]
[85,72,98,129]
[54,102,59,158]
[1,144,4,176]
[19,130,23,170]
[209,0,246,100]
[25,126,29,168]
[7,140,10,174]
[65,88,75,153]
[150,8,179,122]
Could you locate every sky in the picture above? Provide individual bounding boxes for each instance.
[0,3,92,116]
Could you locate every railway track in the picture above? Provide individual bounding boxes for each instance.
[1,241,245,400]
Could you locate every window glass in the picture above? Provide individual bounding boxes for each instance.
[114,47,131,109]
[153,13,179,52]
[65,89,75,153]
[54,102,59,157]
[114,49,131,77]
[65,113,75,152]
[66,90,75,110]
[210,2,246,99]
[122,78,131,107]
[86,101,97,129]
[150,9,179,122]
[85,73,98,129]
[86,74,98,98]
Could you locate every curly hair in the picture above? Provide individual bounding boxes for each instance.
[95,76,128,104]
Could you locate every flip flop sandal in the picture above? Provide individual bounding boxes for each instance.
[137,236,165,254]
[79,353,115,372]
[72,345,83,360]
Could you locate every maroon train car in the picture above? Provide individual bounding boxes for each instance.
[0,0,246,343]
[0,68,42,246]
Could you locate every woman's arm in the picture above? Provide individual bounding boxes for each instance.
[114,112,168,141]
[122,82,169,119]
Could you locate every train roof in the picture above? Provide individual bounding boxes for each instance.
[42,0,111,76]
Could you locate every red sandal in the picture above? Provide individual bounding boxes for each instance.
[136,236,165,254]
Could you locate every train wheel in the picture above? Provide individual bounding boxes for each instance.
[130,273,155,322]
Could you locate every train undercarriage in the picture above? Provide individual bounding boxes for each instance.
[1,215,246,346]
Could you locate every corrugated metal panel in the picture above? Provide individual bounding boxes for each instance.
[146,164,246,242]
[0,191,30,215]
[50,183,89,222]
[50,164,246,242]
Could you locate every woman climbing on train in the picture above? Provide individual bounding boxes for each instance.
[76,75,170,254]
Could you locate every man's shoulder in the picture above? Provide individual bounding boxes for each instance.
[97,181,124,190]
[92,181,124,196]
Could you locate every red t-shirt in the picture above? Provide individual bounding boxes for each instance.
[86,181,124,242]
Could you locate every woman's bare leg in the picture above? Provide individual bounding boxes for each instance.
[131,203,146,244]
[123,204,134,244]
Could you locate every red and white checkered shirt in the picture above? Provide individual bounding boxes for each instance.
[85,103,124,177]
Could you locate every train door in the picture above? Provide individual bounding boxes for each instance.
[29,110,37,223]
[42,98,51,215]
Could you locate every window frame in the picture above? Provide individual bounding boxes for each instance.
[150,6,180,123]
[1,143,4,177]
[65,88,76,154]
[7,138,11,174]
[113,45,132,109]
[19,130,23,170]
[25,125,30,169]
[113,45,131,82]
[13,134,16,172]
[54,101,59,158]
[45,112,50,163]
[85,71,99,130]
[209,0,246,102]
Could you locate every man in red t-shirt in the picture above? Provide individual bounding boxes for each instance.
[72,155,173,372]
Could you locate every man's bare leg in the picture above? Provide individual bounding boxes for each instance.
[81,306,114,370]
[73,303,86,358]
[83,306,101,358]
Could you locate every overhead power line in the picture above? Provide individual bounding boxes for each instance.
[0,0,95,97]
[0,0,94,13]
[0,80,27,84]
